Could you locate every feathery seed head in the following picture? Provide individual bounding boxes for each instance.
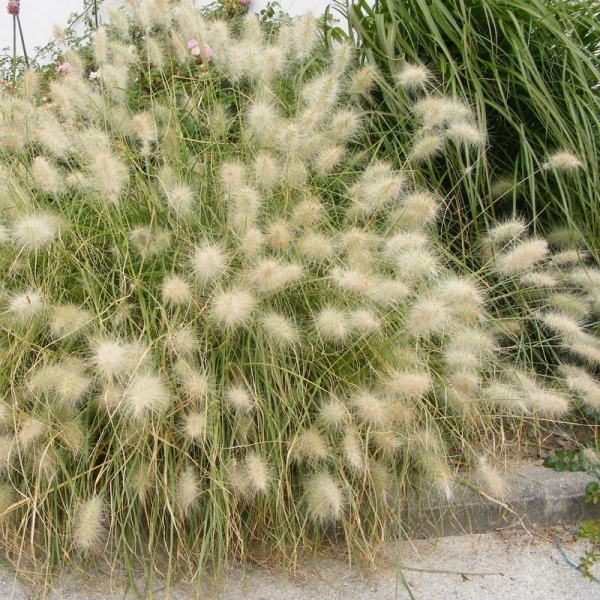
[484,218,527,247]
[406,297,450,337]
[229,185,261,233]
[318,396,349,429]
[254,151,280,191]
[239,228,265,259]
[291,197,323,228]
[260,312,300,348]
[351,389,390,427]
[176,466,201,517]
[190,242,229,285]
[247,259,303,293]
[49,304,92,340]
[410,134,444,162]
[124,372,172,420]
[165,184,195,216]
[31,157,62,195]
[446,122,486,147]
[292,13,319,60]
[166,326,198,358]
[220,160,246,195]
[209,287,257,331]
[6,291,44,325]
[266,219,292,251]
[174,361,214,404]
[543,150,583,172]
[296,232,334,263]
[226,384,255,414]
[331,266,374,295]
[396,63,431,91]
[129,226,171,259]
[395,191,439,228]
[494,239,549,276]
[304,471,346,524]
[17,418,46,449]
[314,145,346,175]
[385,371,432,399]
[348,65,377,97]
[367,279,410,306]
[161,275,193,308]
[291,428,329,464]
[73,496,105,553]
[12,213,58,250]
[315,306,350,342]
[560,364,600,411]
[182,410,207,443]
[476,457,507,500]
[342,428,364,473]
[349,309,380,334]
[89,338,136,381]
[243,453,272,498]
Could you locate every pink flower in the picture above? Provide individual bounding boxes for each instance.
[187,39,199,51]
[240,0,250,5]
[7,0,20,16]
[203,44,213,60]
[56,62,73,75]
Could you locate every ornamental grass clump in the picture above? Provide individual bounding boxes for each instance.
[0,0,600,589]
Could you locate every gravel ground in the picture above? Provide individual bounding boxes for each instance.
[1,527,598,599]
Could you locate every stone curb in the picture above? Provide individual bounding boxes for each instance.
[406,464,600,538]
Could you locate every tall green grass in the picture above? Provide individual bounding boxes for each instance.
[342,0,600,252]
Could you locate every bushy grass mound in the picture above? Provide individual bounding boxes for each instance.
[0,0,599,589]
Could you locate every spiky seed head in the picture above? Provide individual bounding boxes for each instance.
[244,453,272,498]
[220,160,246,194]
[315,307,350,342]
[190,242,228,285]
[560,364,600,410]
[385,371,432,398]
[348,65,377,96]
[406,298,450,337]
[543,150,583,172]
[246,101,278,144]
[260,312,300,348]
[123,372,172,420]
[304,472,346,524]
[49,304,92,340]
[182,411,207,443]
[342,428,364,473]
[7,291,44,325]
[396,63,431,91]
[296,233,334,263]
[484,218,528,247]
[12,213,59,250]
[527,388,571,417]
[161,275,193,308]
[165,326,199,358]
[292,197,323,228]
[209,287,257,331]
[447,371,480,394]
[317,396,349,429]
[226,384,255,414]
[351,389,389,427]
[165,184,195,216]
[436,278,485,309]
[173,361,214,404]
[494,239,549,276]
[73,496,105,553]
[176,466,201,517]
[410,134,444,162]
[291,428,329,464]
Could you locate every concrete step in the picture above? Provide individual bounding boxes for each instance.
[407,463,600,538]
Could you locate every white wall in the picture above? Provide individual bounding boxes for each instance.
[0,0,338,62]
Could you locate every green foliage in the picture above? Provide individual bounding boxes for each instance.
[342,0,600,256]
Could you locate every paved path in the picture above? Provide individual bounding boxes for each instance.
[1,527,598,599]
